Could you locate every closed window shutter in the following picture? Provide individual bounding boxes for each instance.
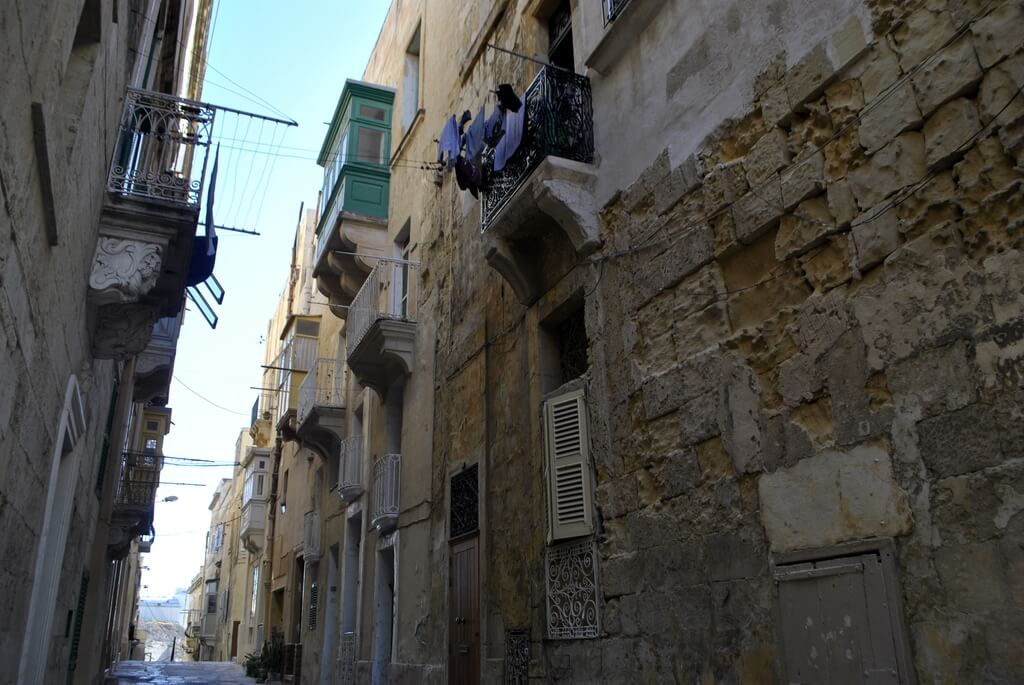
[308,582,318,631]
[544,389,593,541]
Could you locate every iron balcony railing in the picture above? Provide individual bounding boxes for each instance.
[338,632,356,683]
[338,436,363,501]
[273,337,318,426]
[303,510,321,562]
[371,453,400,532]
[107,88,216,207]
[346,258,419,359]
[296,357,346,426]
[480,66,594,231]
[115,451,162,506]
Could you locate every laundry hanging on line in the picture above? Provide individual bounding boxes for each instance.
[436,114,460,169]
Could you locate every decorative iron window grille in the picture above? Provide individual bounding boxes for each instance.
[545,538,600,639]
[604,0,633,24]
[450,464,479,539]
[308,582,318,631]
[481,66,594,231]
[339,632,357,683]
[504,628,530,684]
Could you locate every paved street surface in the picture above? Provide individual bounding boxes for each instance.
[109,661,257,684]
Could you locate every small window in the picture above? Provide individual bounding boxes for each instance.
[295,319,320,338]
[259,460,266,469]
[402,26,421,131]
[144,438,159,453]
[359,104,388,122]
[146,420,159,431]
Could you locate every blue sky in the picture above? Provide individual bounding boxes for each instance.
[141,0,391,600]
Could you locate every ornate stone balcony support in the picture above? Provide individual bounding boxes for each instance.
[90,88,215,359]
[480,67,600,305]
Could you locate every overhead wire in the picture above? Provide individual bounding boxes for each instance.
[171,377,251,417]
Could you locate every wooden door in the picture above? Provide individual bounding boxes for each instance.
[230,620,240,658]
[449,536,479,685]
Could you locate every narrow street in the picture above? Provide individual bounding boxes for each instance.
[109,661,256,684]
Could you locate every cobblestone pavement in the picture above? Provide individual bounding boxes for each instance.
[109,661,257,684]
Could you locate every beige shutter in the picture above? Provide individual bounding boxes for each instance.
[544,389,593,542]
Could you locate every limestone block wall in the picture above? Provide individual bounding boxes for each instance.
[585,0,1024,680]
[0,0,139,681]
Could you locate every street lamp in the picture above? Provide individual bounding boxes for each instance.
[160,496,179,502]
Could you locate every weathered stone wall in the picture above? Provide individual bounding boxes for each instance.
[0,0,137,681]
[584,0,1024,681]
[328,0,1024,682]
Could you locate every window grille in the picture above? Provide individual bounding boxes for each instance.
[66,570,89,680]
[450,464,479,539]
[504,628,530,684]
[308,582,319,631]
[556,307,588,383]
[545,538,600,639]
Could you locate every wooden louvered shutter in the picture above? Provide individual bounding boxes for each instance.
[544,389,593,542]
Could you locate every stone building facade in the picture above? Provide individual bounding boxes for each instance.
[0,0,214,682]
[223,0,1024,682]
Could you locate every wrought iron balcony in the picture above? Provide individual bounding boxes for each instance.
[107,88,215,207]
[303,510,322,562]
[480,66,594,232]
[346,259,419,392]
[338,436,363,502]
[371,453,400,532]
[296,358,347,429]
[114,451,162,507]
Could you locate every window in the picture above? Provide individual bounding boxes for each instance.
[251,566,260,619]
[214,524,225,551]
[281,470,289,513]
[256,474,265,497]
[547,0,574,71]
[144,438,158,453]
[360,104,388,122]
[402,26,421,131]
[543,389,593,542]
[355,127,386,165]
[540,298,589,392]
[206,580,218,614]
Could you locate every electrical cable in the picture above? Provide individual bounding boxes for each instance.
[171,377,251,416]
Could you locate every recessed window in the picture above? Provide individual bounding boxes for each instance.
[402,26,421,131]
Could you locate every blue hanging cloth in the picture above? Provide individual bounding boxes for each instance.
[187,145,220,286]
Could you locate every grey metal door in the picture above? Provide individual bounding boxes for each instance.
[775,552,904,684]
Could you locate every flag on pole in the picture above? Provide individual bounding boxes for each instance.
[205,144,220,256]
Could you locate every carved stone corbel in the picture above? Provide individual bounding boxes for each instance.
[88,237,164,305]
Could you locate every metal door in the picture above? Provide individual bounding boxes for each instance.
[776,552,904,684]
[449,535,480,685]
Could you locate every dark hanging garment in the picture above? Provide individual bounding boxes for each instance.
[186,236,218,286]
[437,114,461,169]
[454,155,479,198]
[483,107,504,148]
[464,106,486,159]
[495,84,522,113]
[494,105,526,172]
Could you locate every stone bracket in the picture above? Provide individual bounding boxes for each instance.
[484,157,601,305]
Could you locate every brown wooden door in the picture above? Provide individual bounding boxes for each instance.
[449,536,479,685]
[230,620,240,658]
